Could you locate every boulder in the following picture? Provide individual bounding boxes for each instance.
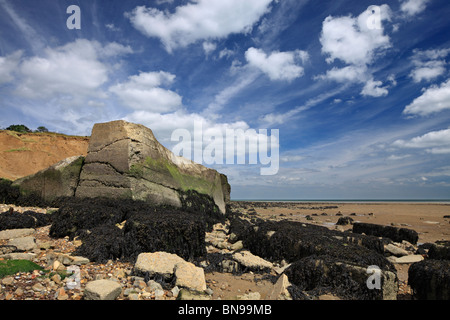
[352,222,419,245]
[266,274,292,300]
[284,255,398,300]
[7,236,36,251]
[84,280,122,300]
[75,120,229,214]
[12,156,84,202]
[0,228,35,240]
[408,259,450,300]
[134,252,186,279]
[384,243,409,257]
[174,261,207,292]
[232,250,273,272]
[428,241,450,260]
[230,218,385,264]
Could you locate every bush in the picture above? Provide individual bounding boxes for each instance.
[5,124,32,133]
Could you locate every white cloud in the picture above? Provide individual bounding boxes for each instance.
[110,71,182,113]
[320,5,391,66]
[202,42,217,56]
[0,51,22,84]
[15,39,123,99]
[319,5,392,97]
[410,48,450,83]
[317,65,367,83]
[361,79,389,97]
[400,0,430,17]
[219,48,235,60]
[393,128,450,154]
[126,0,273,52]
[403,79,450,116]
[245,47,308,81]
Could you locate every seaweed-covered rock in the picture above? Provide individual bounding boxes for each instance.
[73,224,126,263]
[284,254,398,300]
[230,218,385,263]
[352,222,418,245]
[336,216,354,225]
[0,210,52,231]
[408,259,450,300]
[50,197,222,263]
[428,241,450,260]
[123,209,206,262]
[49,198,130,239]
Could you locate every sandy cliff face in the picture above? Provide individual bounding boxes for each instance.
[0,131,89,181]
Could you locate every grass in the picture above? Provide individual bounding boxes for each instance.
[0,259,43,278]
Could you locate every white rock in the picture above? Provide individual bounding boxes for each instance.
[84,280,122,300]
[134,252,185,279]
[174,262,207,292]
[7,236,36,251]
[232,250,273,271]
[392,255,424,264]
[0,228,35,240]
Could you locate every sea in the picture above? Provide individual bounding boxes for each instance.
[232,199,450,204]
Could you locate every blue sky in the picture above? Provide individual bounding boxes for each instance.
[1,0,450,200]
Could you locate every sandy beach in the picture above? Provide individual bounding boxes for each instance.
[231,201,450,244]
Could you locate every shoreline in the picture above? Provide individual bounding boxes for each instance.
[232,199,450,204]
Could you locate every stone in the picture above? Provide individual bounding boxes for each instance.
[230,240,244,251]
[154,289,165,300]
[147,280,163,292]
[134,252,186,279]
[284,255,398,300]
[237,292,261,300]
[392,255,424,264]
[1,277,14,286]
[75,120,230,214]
[428,241,450,260]
[0,228,35,240]
[177,288,211,300]
[32,282,46,292]
[12,156,85,202]
[266,274,292,300]
[174,262,207,292]
[0,245,17,255]
[232,250,273,272]
[84,280,122,300]
[51,273,62,284]
[0,252,36,260]
[336,216,354,226]
[408,259,450,300]
[7,236,36,251]
[384,243,409,257]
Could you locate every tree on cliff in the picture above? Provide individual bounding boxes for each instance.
[6,125,32,133]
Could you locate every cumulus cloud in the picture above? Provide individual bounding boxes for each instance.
[393,128,450,154]
[110,71,182,113]
[15,39,132,100]
[320,5,391,66]
[245,47,309,81]
[126,0,273,52]
[410,48,450,83]
[400,0,430,17]
[361,79,389,97]
[403,79,450,116]
[319,5,392,97]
